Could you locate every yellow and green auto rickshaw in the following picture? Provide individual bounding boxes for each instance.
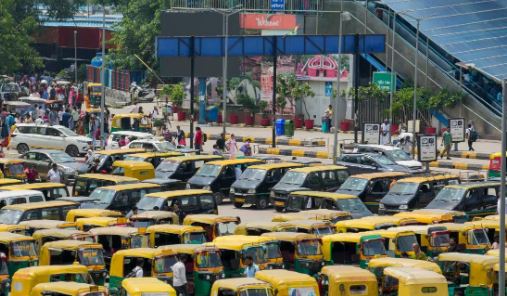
[160,244,224,296]
[389,225,451,257]
[487,152,504,179]
[108,248,177,294]
[0,159,26,180]
[255,269,320,296]
[0,225,26,235]
[129,211,179,228]
[437,252,498,296]
[32,228,88,251]
[368,257,442,280]
[234,222,295,236]
[261,232,324,276]
[92,148,145,174]
[183,214,240,241]
[20,220,76,235]
[211,278,273,296]
[30,282,108,296]
[467,218,507,244]
[119,277,176,296]
[9,265,92,296]
[438,222,490,254]
[208,235,270,278]
[271,209,352,224]
[65,209,124,223]
[335,216,417,233]
[88,226,148,265]
[394,208,468,224]
[0,232,38,278]
[320,233,386,268]
[319,265,378,296]
[146,224,207,247]
[111,160,155,181]
[360,229,419,258]
[38,240,106,284]
[380,267,448,296]
[111,113,152,133]
[282,220,335,236]
[124,151,183,168]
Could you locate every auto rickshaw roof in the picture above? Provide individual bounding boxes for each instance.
[393,209,465,223]
[40,239,102,250]
[32,228,85,240]
[0,159,24,165]
[236,221,292,231]
[75,216,122,228]
[481,214,506,221]
[95,148,145,156]
[396,174,459,184]
[368,257,442,273]
[13,264,88,277]
[213,278,271,291]
[261,232,319,242]
[121,278,176,294]
[207,158,264,166]
[0,224,26,232]
[145,189,212,199]
[277,219,330,229]
[271,210,351,222]
[98,182,160,191]
[76,173,138,182]
[20,219,75,229]
[437,252,498,265]
[388,225,447,234]
[2,201,76,211]
[247,162,304,171]
[348,171,408,180]
[129,151,183,159]
[255,269,317,285]
[113,248,174,259]
[112,113,144,119]
[445,182,500,190]
[0,231,34,243]
[361,229,416,240]
[321,265,377,282]
[112,160,155,170]
[383,267,447,285]
[288,165,347,173]
[87,83,102,87]
[146,224,205,234]
[31,282,107,295]
[130,210,177,220]
[467,219,505,230]
[0,178,23,185]
[321,232,381,243]
[66,209,123,220]
[163,155,224,163]
[2,182,67,191]
[290,191,357,200]
[209,235,270,250]
[485,249,506,257]
[89,226,140,236]
[159,244,219,254]
[437,222,480,231]
[183,214,239,225]
[336,216,406,230]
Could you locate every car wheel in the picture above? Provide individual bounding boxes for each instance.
[65,145,79,157]
[233,202,243,208]
[16,143,29,154]
[214,192,225,205]
[256,198,268,210]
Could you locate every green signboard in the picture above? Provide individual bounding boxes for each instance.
[372,71,396,92]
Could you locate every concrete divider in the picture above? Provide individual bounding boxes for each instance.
[178,133,326,147]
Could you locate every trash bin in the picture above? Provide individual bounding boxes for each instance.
[206,106,219,122]
[321,117,329,133]
[284,120,294,137]
[275,119,285,136]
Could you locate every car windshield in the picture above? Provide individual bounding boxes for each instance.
[385,149,412,161]
[265,242,281,259]
[471,229,490,245]
[278,172,306,185]
[11,240,37,257]
[183,232,207,244]
[375,155,396,165]
[389,183,418,195]
[3,83,20,92]
[426,188,465,209]
[49,152,75,163]
[335,198,371,217]
[78,248,105,266]
[157,141,178,152]
[196,251,223,268]
[217,222,237,236]
[396,235,418,253]
[297,239,321,256]
[362,239,387,256]
[339,178,368,191]
[156,161,179,173]
[0,209,22,224]
[196,164,221,177]
[89,188,116,205]
[136,196,165,211]
[243,246,267,264]
[239,288,273,296]
[239,169,266,181]
[59,127,78,137]
[154,255,178,273]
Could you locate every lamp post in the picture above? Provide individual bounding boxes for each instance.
[74,30,78,84]
[411,18,420,156]
[500,79,506,296]
[100,4,106,149]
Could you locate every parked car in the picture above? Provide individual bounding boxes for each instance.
[126,139,197,154]
[106,131,154,149]
[11,124,93,156]
[354,144,424,173]
[21,150,88,184]
[0,82,22,101]
[336,153,411,175]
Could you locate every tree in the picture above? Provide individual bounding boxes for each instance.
[160,84,185,107]
[276,74,315,116]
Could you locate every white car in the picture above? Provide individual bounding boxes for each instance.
[11,123,93,156]
[355,144,424,173]
[125,139,197,155]
[106,131,154,149]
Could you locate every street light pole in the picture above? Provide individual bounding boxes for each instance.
[100,5,106,149]
[332,2,345,163]
[389,12,396,123]
[411,19,420,156]
[74,30,78,84]
[500,79,506,296]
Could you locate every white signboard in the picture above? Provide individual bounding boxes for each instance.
[449,118,465,142]
[418,135,437,162]
[363,123,380,144]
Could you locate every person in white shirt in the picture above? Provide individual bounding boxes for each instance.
[47,163,62,183]
[171,255,187,296]
[128,259,144,277]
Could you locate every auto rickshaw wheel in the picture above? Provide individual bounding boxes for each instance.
[17,143,29,154]
[65,144,80,157]
[233,202,243,208]
[214,192,225,205]
[256,198,268,209]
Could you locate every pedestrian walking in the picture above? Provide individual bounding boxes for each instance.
[240,140,252,156]
[243,256,259,278]
[324,105,332,133]
[194,127,203,154]
[212,144,222,156]
[465,123,477,151]
[440,128,452,160]
[47,163,62,183]
[227,134,238,159]
[380,119,391,145]
[171,255,188,296]
[176,126,186,146]
[24,164,39,183]
[216,133,226,152]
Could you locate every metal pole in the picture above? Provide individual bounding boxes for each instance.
[389,12,396,123]
[411,19,420,156]
[222,13,227,135]
[425,37,429,87]
[333,3,343,163]
[100,6,105,149]
[500,79,506,296]
[272,36,277,148]
[353,34,359,143]
[190,36,195,149]
[74,30,78,84]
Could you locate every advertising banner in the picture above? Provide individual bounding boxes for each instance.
[363,123,380,144]
[418,135,437,162]
[448,118,465,142]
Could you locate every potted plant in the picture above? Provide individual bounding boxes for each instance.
[258,101,270,126]
[276,74,315,129]
[237,94,258,126]
[161,84,185,121]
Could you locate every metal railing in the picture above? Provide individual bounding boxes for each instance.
[168,0,323,11]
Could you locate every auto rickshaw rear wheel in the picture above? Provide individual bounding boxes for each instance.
[256,198,268,209]
[214,192,225,205]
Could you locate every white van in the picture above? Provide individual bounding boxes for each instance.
[0,190,46,209]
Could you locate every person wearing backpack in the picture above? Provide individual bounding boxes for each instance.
[465,123,477,151]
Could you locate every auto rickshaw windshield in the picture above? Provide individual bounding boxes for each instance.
[197,250,222,268]
[183,232,206,244]
[154,255,178,273]
[265,242,281,259]
[339,177,369,191]
[471,229,489,245]
[278,172,306,185]
[196,164,221,177]
[363,239,387,256]
[389,183,419,195]
[89,189,116,205]
[297,239,321,256]
[430,231,451,247]
[396,235,418,253]
[239,169,266,181]
[0,209,22,224]
[426,188,466,210]
[315,226,334,236]
[239,288,273,296]
[11,240,37,257]
[217,222,237,236]
[131,236,147,248]
[137,196,165,211]
[244,246,267,264]
[78,248,105,266]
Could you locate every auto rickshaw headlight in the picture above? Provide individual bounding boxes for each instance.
[221,272,226,278]
[399,204,408,210]
[205,274,211,280]
[248,189,256,194]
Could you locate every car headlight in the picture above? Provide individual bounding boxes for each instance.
[203,185,211,190]
[186,183,191,189]
[205,274,211,280]
[399,204,408,210]
[230,188,235,194]
[248,189,256,194]
[379,204,385,209]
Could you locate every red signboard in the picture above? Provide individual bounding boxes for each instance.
[240,13,297,30]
